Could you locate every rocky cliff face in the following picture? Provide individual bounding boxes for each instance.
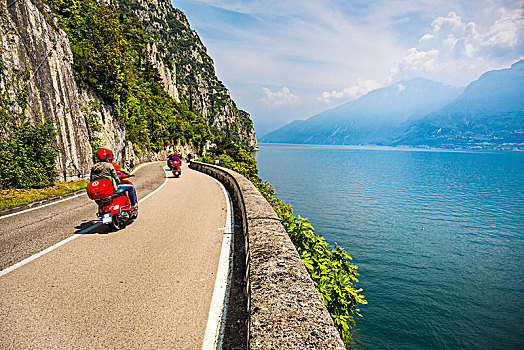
[1,0,256,184]
[115,0,258,150]
[1,0,125,179]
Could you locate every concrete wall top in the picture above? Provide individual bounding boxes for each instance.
[189,161,345,349]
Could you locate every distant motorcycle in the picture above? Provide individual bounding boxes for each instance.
[87,171,138,231]
[171,160,181,178]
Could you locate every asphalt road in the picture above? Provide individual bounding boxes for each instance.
[0,162,227,349]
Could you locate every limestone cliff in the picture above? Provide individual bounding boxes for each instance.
[1,0,125,180]
[1,0,256,184]
[115,0,258,150]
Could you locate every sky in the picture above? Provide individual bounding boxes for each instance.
[172,0,524,137]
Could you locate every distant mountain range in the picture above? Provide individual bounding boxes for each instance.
[261,60,524,150]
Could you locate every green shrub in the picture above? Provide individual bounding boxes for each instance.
[0,65,58,189]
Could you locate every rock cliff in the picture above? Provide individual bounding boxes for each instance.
[1,0,256,183]
[115,0,258,150]
[1,0,125,180]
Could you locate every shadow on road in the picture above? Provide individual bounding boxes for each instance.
[74,220,110,234]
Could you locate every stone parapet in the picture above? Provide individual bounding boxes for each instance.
[189,161,344,349]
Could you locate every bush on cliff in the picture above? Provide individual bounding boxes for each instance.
[0,65,58,189]
[203,139,367,345]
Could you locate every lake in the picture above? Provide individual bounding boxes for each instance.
[257,143,524,350]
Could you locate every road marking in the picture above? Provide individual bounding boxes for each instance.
[0,161,159,221]
[0,222,103,278]
[0,163,169,278]
[201,174,234,350]
[0,193,87,220]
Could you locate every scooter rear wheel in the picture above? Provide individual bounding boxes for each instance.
[109,215,124,231]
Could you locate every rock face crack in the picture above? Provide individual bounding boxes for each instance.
[250,217,281,222]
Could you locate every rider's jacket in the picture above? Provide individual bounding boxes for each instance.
[110,162,122,172]
[90,162,120,191]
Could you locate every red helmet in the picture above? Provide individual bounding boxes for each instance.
[96,148,113,161]
[173,152,178,156]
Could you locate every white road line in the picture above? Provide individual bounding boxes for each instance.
[0,222,103,278]
[0,161,160,221]
[0,163,169,278]
[201,174,234,350]
[137,166,170,202]
[0,193,87,220]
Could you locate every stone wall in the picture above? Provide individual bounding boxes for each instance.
[189,161,344,349]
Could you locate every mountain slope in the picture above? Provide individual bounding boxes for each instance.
[115,0,257,149]
[396,60,524,149]
[262,78,463,145]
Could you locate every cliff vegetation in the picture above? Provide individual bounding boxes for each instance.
[43,0,211,155]
[114,0,257,150]
[0,63,57,189]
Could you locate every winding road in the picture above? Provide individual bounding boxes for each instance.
[0,162,230,349]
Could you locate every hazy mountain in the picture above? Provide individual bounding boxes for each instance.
[396,60,524,149]
[261,78,464,145]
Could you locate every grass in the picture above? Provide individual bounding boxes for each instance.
[0,179,89,212]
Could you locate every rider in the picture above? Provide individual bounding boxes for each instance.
[167,151,175,169]
[90,148,137,208]
[167,151,181,169]
[172,151,181,165]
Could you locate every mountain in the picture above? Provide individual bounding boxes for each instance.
[1,0,256,183]
[396,60,524,149]
[115,0,257,149]
[261,78,464,145]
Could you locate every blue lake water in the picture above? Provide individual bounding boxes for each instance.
[256,143,524,350]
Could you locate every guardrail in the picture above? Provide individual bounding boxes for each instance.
[189,161,344,349]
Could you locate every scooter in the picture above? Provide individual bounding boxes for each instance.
[87,171,138,231]
[171,160,181,178]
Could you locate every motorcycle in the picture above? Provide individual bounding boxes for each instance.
[87,171,138,231]
[171,159,181,178]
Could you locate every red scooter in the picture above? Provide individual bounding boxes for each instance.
[87,171,138,231]
[171,160,181,178]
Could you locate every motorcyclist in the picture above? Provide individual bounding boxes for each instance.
[167,151,181,169]
[90,148,137,208]
[167,151,174,169]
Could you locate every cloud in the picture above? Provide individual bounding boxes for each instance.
[261,87,299,106]
[483,8,523,47]
[318,79,383,103]
[175,0,524,130]
[394,7,524,84]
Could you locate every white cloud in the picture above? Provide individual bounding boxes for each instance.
[175,0,524,130]
[318,79,383,103]
[394,7,524,84]
[483,8,524,47]
[261,87,299,106]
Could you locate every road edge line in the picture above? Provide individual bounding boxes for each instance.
[201,174,234,350]
[0,163,169,278]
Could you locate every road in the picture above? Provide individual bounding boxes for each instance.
[0,162,228,349]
